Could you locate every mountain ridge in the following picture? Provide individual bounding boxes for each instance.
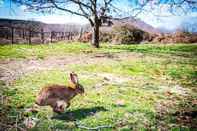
[110,17,162,34]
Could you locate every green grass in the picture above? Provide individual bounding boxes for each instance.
[0,42,92,59]
[1,42,197,130]
[1,42,197,59]
[105,44,197,57]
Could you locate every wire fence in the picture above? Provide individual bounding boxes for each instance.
[0,26,78,44]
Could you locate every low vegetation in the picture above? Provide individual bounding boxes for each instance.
[0,42,197,130]
[153,31,197,44]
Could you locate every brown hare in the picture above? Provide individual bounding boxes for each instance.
[35,72,84,113]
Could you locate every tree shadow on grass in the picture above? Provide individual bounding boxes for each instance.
[52,106,107,121]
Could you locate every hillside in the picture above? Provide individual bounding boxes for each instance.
[101,17,161,35]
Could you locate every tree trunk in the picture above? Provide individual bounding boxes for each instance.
[91,22,100,48]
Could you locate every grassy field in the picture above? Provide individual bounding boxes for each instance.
[0,42,197,130]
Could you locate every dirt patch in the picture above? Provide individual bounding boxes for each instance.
[158,85,191,96]
[80,72,133,89]
[155,93,197,129]
[0,52,145,84]
[0,55,87,84]
[96,73,132,84]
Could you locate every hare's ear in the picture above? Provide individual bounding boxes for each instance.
[70,72,78,84]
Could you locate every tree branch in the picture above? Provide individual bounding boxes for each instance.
[70,0,93,12]
[77,0,91,17]
[49,0,88,18]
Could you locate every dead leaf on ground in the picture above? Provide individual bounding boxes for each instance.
[192,99,197,105]
[165,91,173,96]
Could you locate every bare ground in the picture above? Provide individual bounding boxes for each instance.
[0,52,144,84]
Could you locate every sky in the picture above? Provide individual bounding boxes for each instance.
[0,0,197,31]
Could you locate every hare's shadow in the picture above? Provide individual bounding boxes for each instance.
[52,106,107,121]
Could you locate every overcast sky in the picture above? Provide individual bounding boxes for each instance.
[0,0,197,31]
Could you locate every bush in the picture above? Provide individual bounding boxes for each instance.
[153,31,197,44]
[99,32,113,42]
[111,25,149,44]
[190,34,197,43]
[79,32,92,42]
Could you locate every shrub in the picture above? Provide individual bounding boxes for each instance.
[99,32,113,42]
[79,32,92,42]
[111,25,149,44]
[153,31,197,44]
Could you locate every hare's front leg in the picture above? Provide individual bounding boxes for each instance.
[66,102,70,108]
[53,100,65,113]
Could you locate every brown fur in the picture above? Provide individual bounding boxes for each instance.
[35,73,84,113]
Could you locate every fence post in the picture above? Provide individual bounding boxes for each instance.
[51,31,53,43]
[6,28,9,39]
[41,29,44,44]
[22,29,25,39]
[61,32,63,40]
[28,30,31,44]
[71,33,73,40]
[78,27,83,40]
[68,32,70,40]
[11,27,14,44]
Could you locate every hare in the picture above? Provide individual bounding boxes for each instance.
[35,72,84,113]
